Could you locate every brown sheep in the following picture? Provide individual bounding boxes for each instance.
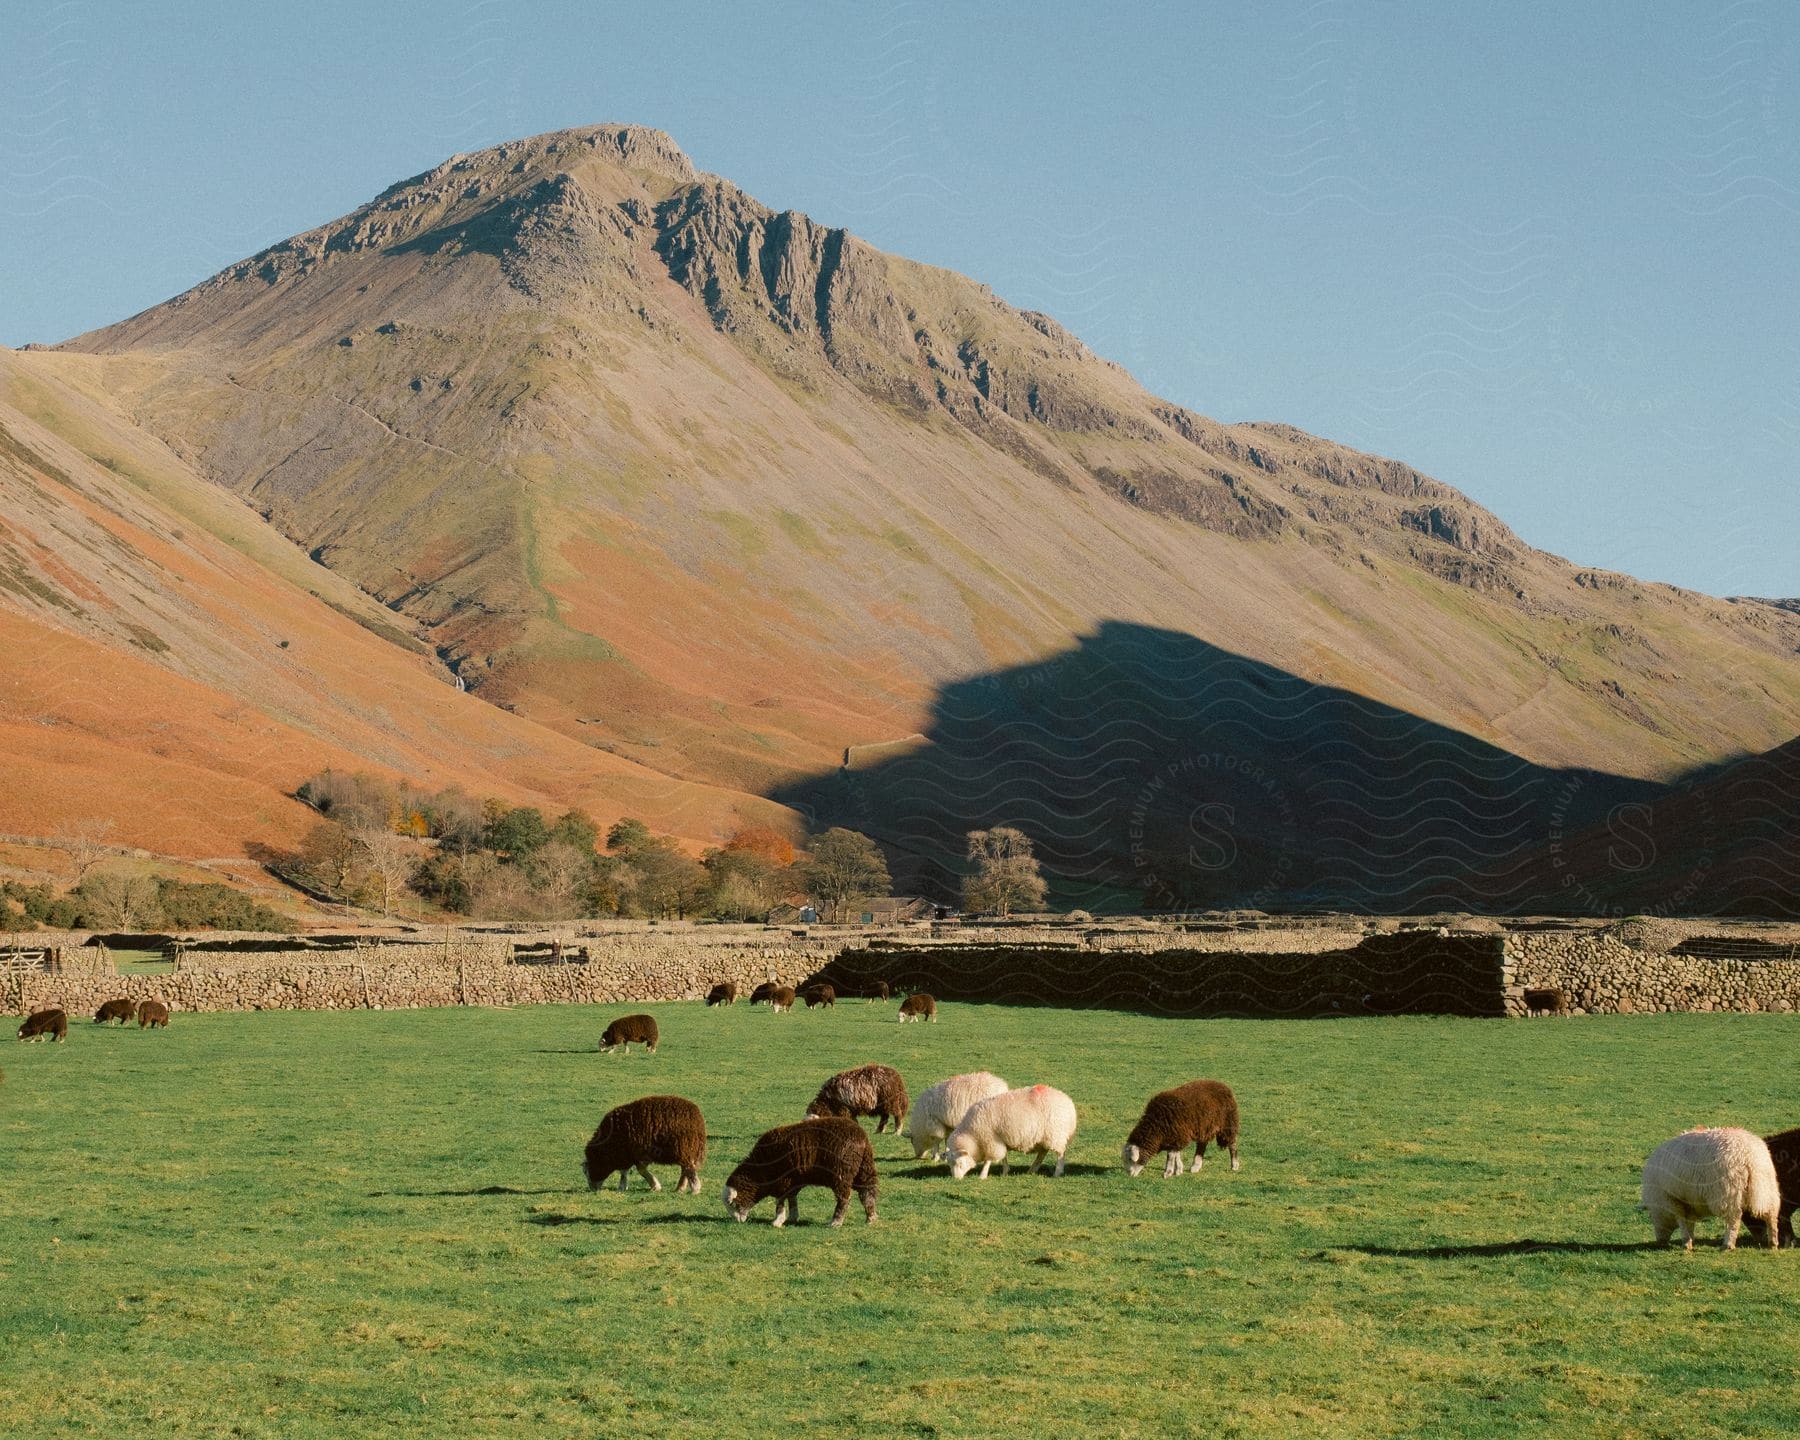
[1123,1079,1241,1178]
[768,985,797,1013]
[804,983,836,1009]
[866,980,892,1003]
[748,982,776,1005]
[724,1117,879,1227]
[599,1014,659,1054]
[18,1008,68,1042]
[584,1095,707,1194]
[898,992,937,1023]
[1744,1127,1800,1245]
[94,998,137,1025]
[706,982,738,1007]
[1523,987,1570,1016]
[804,1063,911,1132]
[137,1001,170,1029]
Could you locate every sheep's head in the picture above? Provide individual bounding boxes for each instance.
[723,1177,758,1220]
[1122,1142,1146,1177]
[946,1139,977,1179]
[805,1097,852,1121]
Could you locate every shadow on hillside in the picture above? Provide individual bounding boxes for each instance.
[770,621,1657,913]
[1335,1239,1666,1259]
[524,1211,622,1227]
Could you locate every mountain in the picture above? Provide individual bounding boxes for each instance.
[5,123,1798,907]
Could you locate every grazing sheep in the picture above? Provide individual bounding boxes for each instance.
[706,982,738,1007]
[1641,1127,1781,1250]
[724,1117,878,1227]
[1123,1079,1241,1178]
[1744,1127,1800,1246]
[898,992,937,1024]
[805,1063,911,1132]
[598,1014,659,1054]
[947,1084,1078,1179]
[906,1071,1010,1161]
[748,982,776,1006]
[18,1008,68,1042]
[769,985,797,1013]
[866,980,892,1003]
[583,1095,707,1194]
[137,1001,170,1029]
[94,998,137,1025]
[1523,987,1570,1016]
[804,982,836,1009]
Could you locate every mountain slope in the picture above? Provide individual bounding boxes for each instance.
[6,123,1797,902]
[0,348,785,864]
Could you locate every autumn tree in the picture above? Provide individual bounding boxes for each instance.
[802,829,891,921]
[963,826,1047,917]
[78,868,163,929]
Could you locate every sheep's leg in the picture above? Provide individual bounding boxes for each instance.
[1163,1150,1181,1178]
[772,1196,790,1228]
[1678,1214,1696,1251]
[1191,1145,1206,1175]
[829,1188,851,1227]
[1762,1209,1781,1250]
[681,1168,702,1194]
[1722,1210,1743,1251]
[860,1187,878,1223]
[1052,1149,1066,1178]
[617,1171,630,1192]
[1228,1141,1241,1172]
[1027,1149,1044,1175]
[635,1163,662,1192]
[1649,1206,1677,1246]
[979,1160,992,1179]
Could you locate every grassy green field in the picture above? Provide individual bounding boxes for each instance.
[3,1003,1797,1438]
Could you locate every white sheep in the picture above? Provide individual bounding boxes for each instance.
[946,1084,1078,1179]
[906,1071,1010,1161]
[1640,1127,1782,1251]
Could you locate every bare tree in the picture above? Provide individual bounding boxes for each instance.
[963,826,1047,917]
[56,818,116,887]
[352,824,416,919]
[81,868,162,929]
[532,839,594,920]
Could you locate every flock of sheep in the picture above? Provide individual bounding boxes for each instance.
[588,990,1246,1226]
[592,989,1800,1248]
[19,982,1798,1249]
[15,1000,170,1041]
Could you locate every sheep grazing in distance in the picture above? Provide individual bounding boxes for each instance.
[768,985,797,1013]
[1743,1127,1800,1246]
[1523,987,1570,1016]
[599,1014,659,1054]
[947,1084,1078,1179]
[584,1095,707,1194]
[907,1071,1009,1161]
[706,982,738,1007]
[1123,1079,1241,1178]
[1641,1127,1781,1250]
[724,1117,878,1227]
[897,992,937,1024]
[748,982,776,1006]
[18,1008,68,1042]
[804,983,836,1009]
[805,1063,910,1132]
[94,998,137,1025]
[137,1001,170,1029]
[866,980,891,1003]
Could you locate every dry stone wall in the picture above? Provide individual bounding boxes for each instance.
[1503,933,1800,1014]
[14,938,832,1018]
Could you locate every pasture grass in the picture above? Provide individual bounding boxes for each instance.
[3,1003,1797,1438]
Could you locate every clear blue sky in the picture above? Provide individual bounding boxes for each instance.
[3,1,1795,597]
